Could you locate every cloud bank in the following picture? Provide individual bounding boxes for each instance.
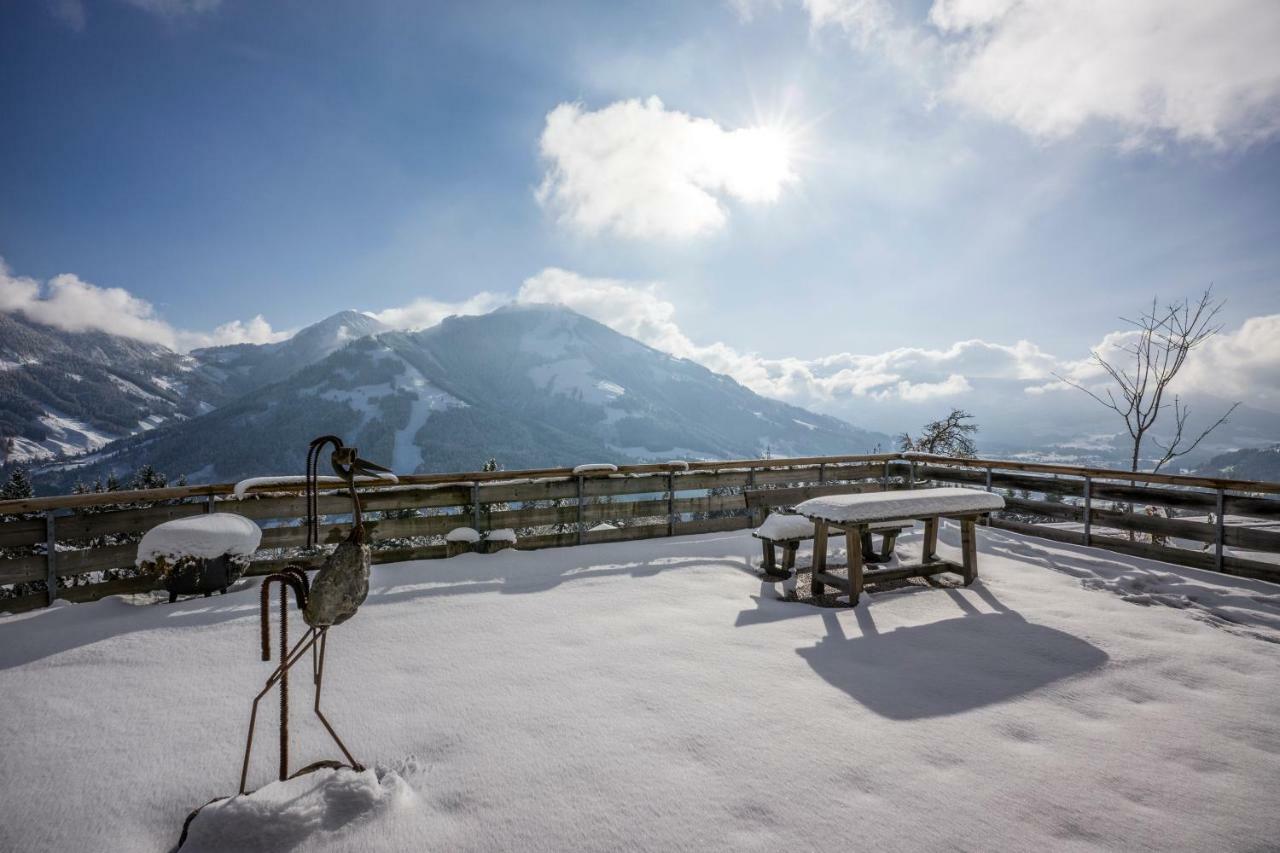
[4,258,1275,411]
[0,259,289,351]
[770,0,1280,148]
[537,97,796,240]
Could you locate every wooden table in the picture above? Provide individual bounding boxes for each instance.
[795,488,1005,605]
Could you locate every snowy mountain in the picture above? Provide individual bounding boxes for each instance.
[37,304,889,486]
[192,309,388,398]
[0,311,230,464]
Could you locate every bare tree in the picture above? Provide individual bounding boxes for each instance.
[1055,288,1239,474]
[899,409,978,458]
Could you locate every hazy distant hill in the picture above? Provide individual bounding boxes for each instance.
[1194,444,1280,483]
[35,304,889,487]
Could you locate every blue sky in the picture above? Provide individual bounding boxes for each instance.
[2,0,1279,430]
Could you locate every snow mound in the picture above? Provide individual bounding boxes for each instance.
[180,764,420,852]
[797,487,1004,523]
[665,460,690,471]
[572,463,618,475]
[136,514,262,566]
[486,528,517,543]
[445,527,481,543]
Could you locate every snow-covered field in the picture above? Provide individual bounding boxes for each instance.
[2,525,1279,852]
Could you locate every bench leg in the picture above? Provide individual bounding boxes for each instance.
[812,521,828,597]
[960,517,978,585]
[865,527,885,560]
[923,517,939,562]
[761,539,777,574]
[782,543,797,575]
[846,524,865,606]
[879,530,899,561]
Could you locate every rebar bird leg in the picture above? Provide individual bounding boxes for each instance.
[310,627,364,772]
[241,572,311,794]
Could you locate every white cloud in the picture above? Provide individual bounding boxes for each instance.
[1,262,178,348]
[781,0,1280,147]
[176,315,292,350]
[515,267,1048,404]
[536,97,797,240]
[1034,313,1280,409]
[515,267,1280,417]
[367,292,507,332]
[934,0,1280,146]
[0,258,288,352]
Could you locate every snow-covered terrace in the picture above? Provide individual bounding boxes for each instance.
[2,523,1278,851]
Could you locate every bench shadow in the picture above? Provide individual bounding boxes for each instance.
[796,586,1108,720]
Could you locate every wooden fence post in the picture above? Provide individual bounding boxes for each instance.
[1214,489,1225,573]
[818,463,826,485]
[1083,476,1092,547]
[44,510,57,607]
[667,472,675,537]
[205,493,215,514]
[576,476,584,545]
[472,482,481,532]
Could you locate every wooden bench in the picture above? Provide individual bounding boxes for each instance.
[753,513,911,579]
[796,488,1005,605]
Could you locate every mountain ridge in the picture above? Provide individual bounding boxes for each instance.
[19,304,889,488]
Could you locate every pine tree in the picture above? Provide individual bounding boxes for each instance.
[1,468,34,502]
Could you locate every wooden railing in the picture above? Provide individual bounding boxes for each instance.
[2,452,1278,614]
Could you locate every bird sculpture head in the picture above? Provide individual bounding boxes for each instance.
[304,435,393,549]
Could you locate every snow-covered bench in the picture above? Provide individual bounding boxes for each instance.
[753,513,911,579]
[795,487,1005,604]
[136,513,262,603]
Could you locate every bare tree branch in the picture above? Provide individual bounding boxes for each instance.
[1056,286,1239,476]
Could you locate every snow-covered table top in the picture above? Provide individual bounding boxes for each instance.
[796,487,1004,524]
[136,513,262,566]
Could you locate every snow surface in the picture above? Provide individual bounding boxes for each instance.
[4,410,118,463]
[572,463,618,474]
[233,473,400,499]
[797,487,1005,523]
[486,528,517,543]
[445,527,481,544]
[135,514,262,565]
[3,526,1280,851]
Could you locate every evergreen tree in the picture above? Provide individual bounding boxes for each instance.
[1,467,34,502]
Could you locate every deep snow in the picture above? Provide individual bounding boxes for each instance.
[2,525,1279,852]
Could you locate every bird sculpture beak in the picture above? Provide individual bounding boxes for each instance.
[352,457,395,479]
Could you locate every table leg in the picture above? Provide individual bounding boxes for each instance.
[960,517,978,585]
[812,521,828,597]
[846,524,865,606]
[923,517,939,562]
[761,539,776,574]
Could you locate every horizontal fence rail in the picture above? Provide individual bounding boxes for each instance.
[2,452,1278,614]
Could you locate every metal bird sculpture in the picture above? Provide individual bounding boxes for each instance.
[238,435,394,795]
